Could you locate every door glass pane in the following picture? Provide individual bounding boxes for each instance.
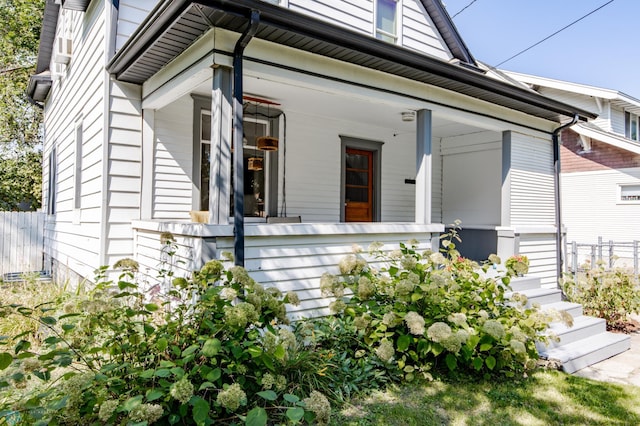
[346,153,369,170]
[346,187,369,202]
[346,171,369,186]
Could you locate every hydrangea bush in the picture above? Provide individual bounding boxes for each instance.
[319,228,561,379]
[561,261,640,331]
[0,257,329,425]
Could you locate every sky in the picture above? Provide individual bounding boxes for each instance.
[441,0,640,99]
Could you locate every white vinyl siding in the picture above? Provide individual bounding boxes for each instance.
[153,96,194,220]
[440,131,502,227]
[43,3,106,281]
[288,0,373,34]
[133,223,441,318]
[278,110,415,223]
[610,105,626,136]
[115,0,159,51]
[286,0,452,60]
[104,79,143,266]
[562,168,640,243]
[510,133,555,226]
[430,136,442,223]
[402,0,449,59]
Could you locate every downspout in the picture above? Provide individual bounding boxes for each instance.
[233,10,260,267]
[553,114,579,283]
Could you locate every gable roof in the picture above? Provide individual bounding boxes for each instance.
[107,0,595,124]
[503,70,640,116]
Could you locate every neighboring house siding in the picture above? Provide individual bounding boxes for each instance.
[561,129,640,242]
[104,80,143,266]
[44,4,106,281]
[440,131,501,227]
[562,130,640,172]
[510,133,555,225]
[153,96,194,220]
[115,0,159,51]
[562,169,640,243]
[610,105,626,136]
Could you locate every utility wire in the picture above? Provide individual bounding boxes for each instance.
[451,0,479,19]
[494,0,615,68]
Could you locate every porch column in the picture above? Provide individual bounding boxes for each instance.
[208,66,233,224]
[501,131,512,227]
[415,109,432,224]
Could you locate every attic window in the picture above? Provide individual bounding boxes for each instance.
[376,0,398,43]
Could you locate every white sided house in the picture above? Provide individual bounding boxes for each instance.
[504,72,640,247]
[29,0,595,316]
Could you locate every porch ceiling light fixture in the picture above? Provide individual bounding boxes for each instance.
[401,111,416,122]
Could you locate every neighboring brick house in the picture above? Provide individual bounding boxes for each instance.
[505,71,640,245]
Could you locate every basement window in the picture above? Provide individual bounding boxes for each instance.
[619,184,640,203]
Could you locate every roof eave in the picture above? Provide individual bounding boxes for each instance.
[107,0,596,123]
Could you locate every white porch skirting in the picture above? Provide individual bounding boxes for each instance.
[132,221,444,318]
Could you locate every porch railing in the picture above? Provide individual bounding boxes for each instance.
[565,237,640,276]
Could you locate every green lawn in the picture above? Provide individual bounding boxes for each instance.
[331,370,640,426]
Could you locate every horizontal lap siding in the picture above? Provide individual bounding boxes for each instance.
[562,168,640,243]
[133,227,436,319]
[518,234,557,287]
[217,232,435,319]
[105,79,143,267]
[510,133,555,226]
[43,4,106,281]
[402,0,449,60]
[288,0,373,35]
[153,97,193,220]
[116,0,159,51]
[282,111,414,222]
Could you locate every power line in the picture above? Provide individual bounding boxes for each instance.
[451,0,479,19]
[494,0,615,68]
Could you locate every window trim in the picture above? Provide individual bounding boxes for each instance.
[47,148,57,216]
[625,111,639,141]
[73,118,83,212]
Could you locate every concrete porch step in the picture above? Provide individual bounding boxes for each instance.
[538,332,631,374]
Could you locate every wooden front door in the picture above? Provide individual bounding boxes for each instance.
[345,148,374,222]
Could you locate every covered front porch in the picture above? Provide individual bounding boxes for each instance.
[104,2,594,310]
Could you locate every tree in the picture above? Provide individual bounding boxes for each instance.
[0,0,45,210]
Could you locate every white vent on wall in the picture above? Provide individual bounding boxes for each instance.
[54,37,72,65]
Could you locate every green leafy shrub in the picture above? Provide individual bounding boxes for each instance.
[0,259,330,425]
[319,228,558,379]
[561,262,640,331]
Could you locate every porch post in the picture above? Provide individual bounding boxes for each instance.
[209,66,233,224]
[415,109,432,224]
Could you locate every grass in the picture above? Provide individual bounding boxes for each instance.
[331,370,640,426]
